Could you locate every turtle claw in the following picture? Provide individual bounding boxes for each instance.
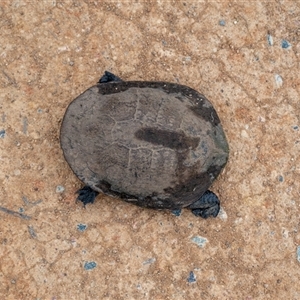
[191,204,220,219]
[187,190,220,218]
[76,186,99,206]
[98,71,122,83]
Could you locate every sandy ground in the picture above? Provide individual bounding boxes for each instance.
[1,1,300,299]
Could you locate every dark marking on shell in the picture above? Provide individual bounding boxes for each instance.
[189,105,220,127]
[96,81,220,125]
[163,164,220,207]
[135,127,200,150]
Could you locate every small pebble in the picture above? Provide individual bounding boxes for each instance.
[241,129,249,138]
[77,223,87,232]
[14,169,21,176]
[267,34,273,46]
[187,271,196,283]
[218,206,228,220]
[275,74,283,87]
[297,246,300,263]
[0,129,5,138]
[219,20,226,26]
[19,207,24,213]
[281,39,291,49]
[171,209,182,216]
[191,236,207,248]
[143,258,156,265]
[292,125,299,131]
[56,185,65,193]
[84,261,97,270]
[278,175,284,182]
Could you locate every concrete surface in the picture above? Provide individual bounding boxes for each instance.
[1,1,300,299]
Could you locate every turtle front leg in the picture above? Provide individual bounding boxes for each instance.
[187,190,220,218]
[98,71,123,83]
[76,186,99,206]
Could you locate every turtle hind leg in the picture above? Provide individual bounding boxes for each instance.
[98,71,123,83]
[76,186,99,206]
[187,190,220,219]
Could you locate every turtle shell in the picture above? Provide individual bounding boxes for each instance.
[60,81,229,209]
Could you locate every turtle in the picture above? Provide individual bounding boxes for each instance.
[60,71,229,218]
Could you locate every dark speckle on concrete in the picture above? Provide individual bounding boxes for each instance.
[278,175,284,182]
[77,223,87,232]
[19,207,24,213]
[22,196,43,206]
[219,20,226,26]
[281,39,291,49]
[292,125,299,131]
[0,129,5,138]
[187,271,196,283]
[84,261,97,270]
[0,206,31,220]
[171,209,182,216]
[28,225,37,239]
[23,117,28,134]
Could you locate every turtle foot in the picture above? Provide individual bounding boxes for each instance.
[187,190,220,219]
[76,186,99,206]
[98,71,122,83]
